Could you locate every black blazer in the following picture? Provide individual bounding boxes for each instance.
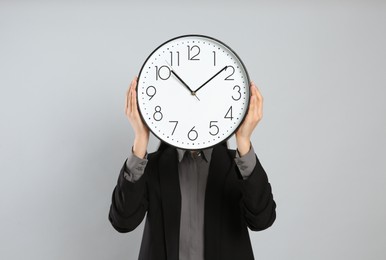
[109,142,276,260]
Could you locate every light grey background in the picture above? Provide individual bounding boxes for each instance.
[1,1,385,259]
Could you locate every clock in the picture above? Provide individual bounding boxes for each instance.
[137,34,250,150]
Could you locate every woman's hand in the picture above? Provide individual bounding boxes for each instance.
[125,77,149,158]
[235,82,264,156]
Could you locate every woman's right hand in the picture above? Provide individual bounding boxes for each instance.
[125,77,149,158]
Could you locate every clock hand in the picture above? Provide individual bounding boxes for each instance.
[194,65,228,94]
[164,60,200,101]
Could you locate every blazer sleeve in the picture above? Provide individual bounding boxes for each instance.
[108,158,149,233]
[238,154,276,231]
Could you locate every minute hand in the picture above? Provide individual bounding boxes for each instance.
[194,66,228,93]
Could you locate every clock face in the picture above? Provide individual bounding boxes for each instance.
[137,35,250,150]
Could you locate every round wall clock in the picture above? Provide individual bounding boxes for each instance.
[137,34,250,150]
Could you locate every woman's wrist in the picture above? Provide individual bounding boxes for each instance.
[236,136,251,157]
[133,134,149,159]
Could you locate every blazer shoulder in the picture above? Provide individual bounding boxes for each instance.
[226,148,237,158]
[146,146,175,161]
[228,148,236,153]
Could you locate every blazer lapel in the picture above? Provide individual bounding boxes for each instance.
[158,147,181,260]
[204,142,233,260]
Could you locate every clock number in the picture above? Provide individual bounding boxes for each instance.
[153,106,163,121]
[146,86,157,100]
[155,65,171,80]
[187,126,198,141]
[224,66,235,80]
[187,45,200,60]
[212,51,216,66]
[209,121,219,136]
[169,121,178,135]
[170,51,180,66]
[232,85,242,101]
[224,106,233,120]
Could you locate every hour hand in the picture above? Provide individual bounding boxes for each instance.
[165,60,200,100]
[171,71,194,93]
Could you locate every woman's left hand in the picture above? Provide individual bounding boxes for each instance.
[235,82,264,156]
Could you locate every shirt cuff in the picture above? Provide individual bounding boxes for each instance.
[123,148,148,183]
[234,144,257,180]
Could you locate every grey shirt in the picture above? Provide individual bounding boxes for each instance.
[124,145,256,260]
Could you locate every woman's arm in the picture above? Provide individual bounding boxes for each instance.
[239,155,276,231]
[108,77,150,232]
[235,82,276,230]
[108,159,149,233]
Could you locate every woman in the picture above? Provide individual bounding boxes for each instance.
[109,77,276,260]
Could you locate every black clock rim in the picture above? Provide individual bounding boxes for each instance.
[136,34,251,151]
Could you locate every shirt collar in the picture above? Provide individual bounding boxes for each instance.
[176,147,213,163]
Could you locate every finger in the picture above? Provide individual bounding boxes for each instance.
[125,81,132,114]
[251,81,262,104]
[125,91,128,114]
[252,84,263,118]
[130,78,136,115]
[254,85,263,101]
[250,94,258,116]
[127,78,135,114]
[252,82,263,103]
[132,77,138,115]
[248,84,257,111]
